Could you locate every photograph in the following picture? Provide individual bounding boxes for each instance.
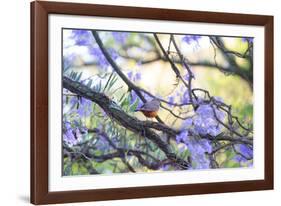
[62,29,254,176]
[29,1,274,204]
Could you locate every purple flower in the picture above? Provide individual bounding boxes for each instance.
[193,115,221,136]
[77,97,92,117]
[235,144,253,160]
[112,32,129,44]
[63,121,88,146]
[135,72,141,80]
[187,139,212,169]
[242,37,253,44]
[181,135,212,169]
[71,30,93,46]
[184,73,190,80]
[196,104,214,118]
[240,144,252,157]
[70,96,78,107]
[182,35,201,44]
[193,97,204,105]
[233,144,253,167]
[127,71,141,81]
[130,90,137,103]
[64,129,76,144]
[108,48,118,60]
[160,164,171,171]
[200,139,213,154]
[65,121,72,130]
[63,122,77,146]
[181,90,190,104]
[213,96,224,103]
[176,130,189,144]
[90,47,109,69]
[193,104,225,136]
[127,71,133,80]
[90,47,118,71]
[67,96,93,117]
[167,96,174,107]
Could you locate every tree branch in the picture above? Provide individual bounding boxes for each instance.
[63,76,191,169]
[91,30,166,123]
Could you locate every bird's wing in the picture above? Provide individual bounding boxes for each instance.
[141,101,160,111]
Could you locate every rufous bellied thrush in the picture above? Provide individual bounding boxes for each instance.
[135,99,160,118]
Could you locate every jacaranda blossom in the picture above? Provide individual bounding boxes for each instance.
[193,104,225,136]
[112,32,129,44]
[234,144,253,163]
[71,30,93,46]
[242,37,254,44]
[176,130,212,169]
[127,71,142,81]
[182,35,201,44]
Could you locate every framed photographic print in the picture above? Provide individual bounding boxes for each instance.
[30,1,274,204]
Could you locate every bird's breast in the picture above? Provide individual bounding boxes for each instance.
[141,110,158,118]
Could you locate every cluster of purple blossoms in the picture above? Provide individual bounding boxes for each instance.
[193,104,225,136]
[174,98,227,169]
[127,71,142,82]
[70,30,119,71]
[181,90,190,104]
[68,96,93,118]
[178,96,225,137]
[71,30,93,46]
[89,47,118,71]
[167,96,175,107]
[182,35,201,44]
[63,95,92,146]
[112,32,129,44]
[176,130,212,169]
[233,144,253,164]
[63,122,88,146]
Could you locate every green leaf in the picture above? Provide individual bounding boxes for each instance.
[63,164,72,176]
[109,74,118,88]
[225,160,240,168]
[72,162,79,174]
[118,93,126,103]
[129,98,139,112]
[121,94,130,109]
[78,165,89,175]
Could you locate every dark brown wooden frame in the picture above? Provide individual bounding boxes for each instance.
[31,0,274,204]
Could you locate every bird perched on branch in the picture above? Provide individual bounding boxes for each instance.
[135,98,161,118]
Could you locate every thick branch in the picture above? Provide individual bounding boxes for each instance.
[63,76,191,169]
[203,134,253,145]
